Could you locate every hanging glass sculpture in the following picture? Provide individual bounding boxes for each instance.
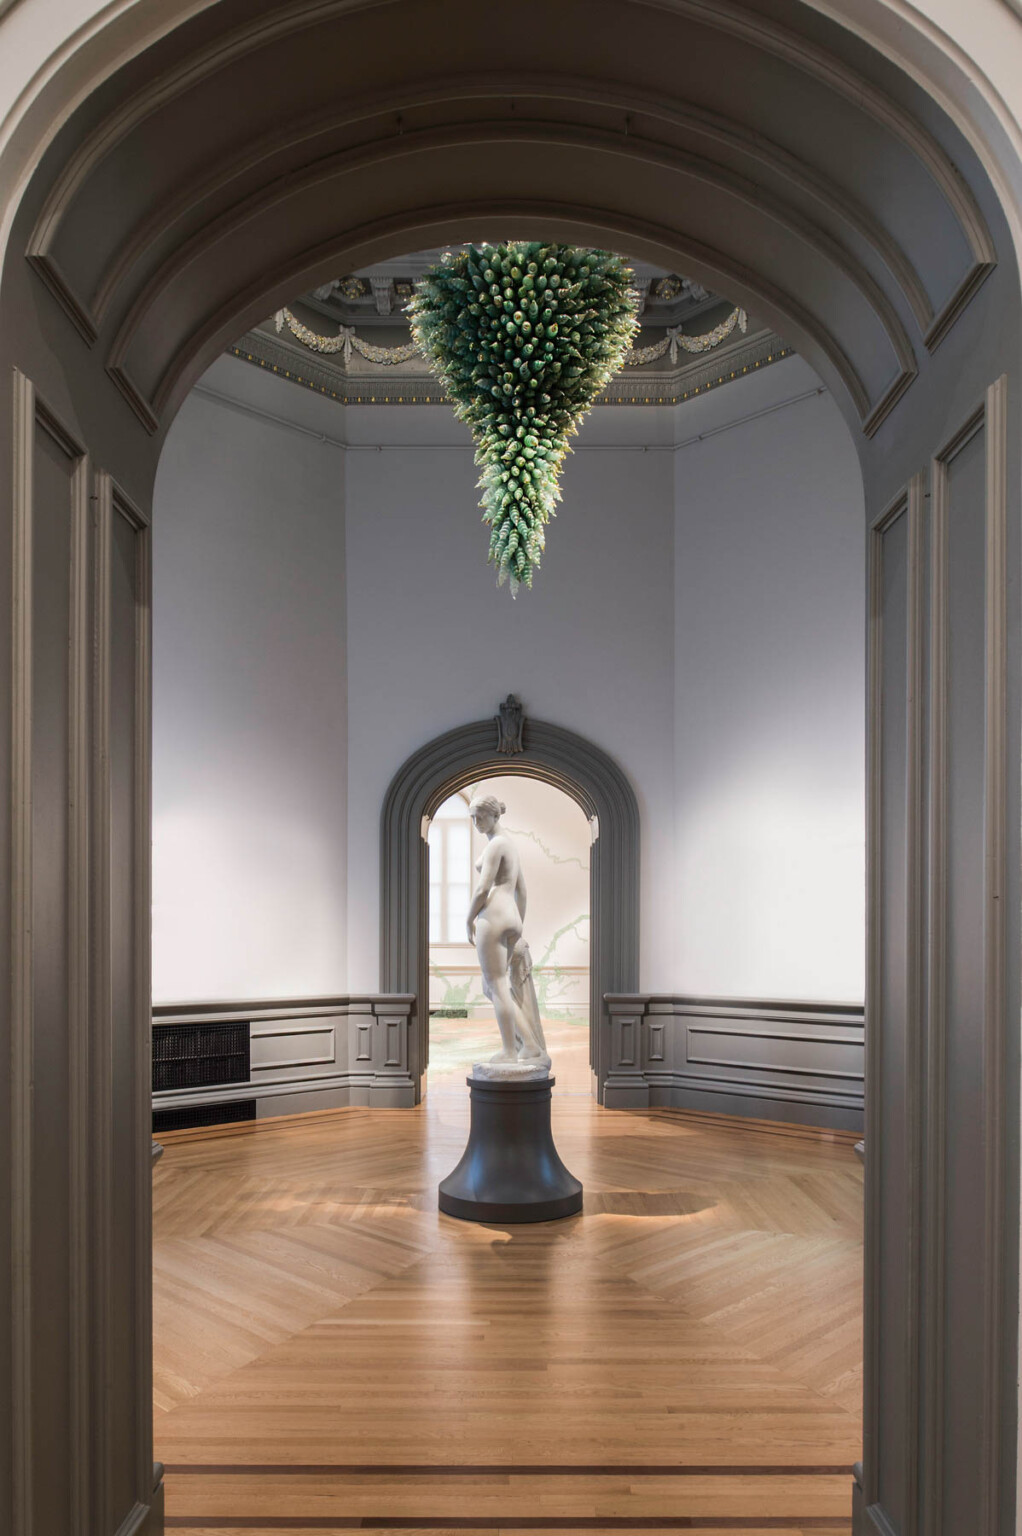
[410,242,639,595]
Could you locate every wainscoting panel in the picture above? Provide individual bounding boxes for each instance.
[93,473,153,1535]
[855,377,1019,1536]
[9,378,160,1535]
[862,478,925,1536]
[250,1020,343,1076]
[12,379,90,1536]
[603,996,865,1130]
[927,384,1011,1536]
[152,996,417,1120]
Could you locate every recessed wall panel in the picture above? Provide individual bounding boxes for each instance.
[871,501,911,1531]
[105,497,148,1525]
[28,419,76,1535]
[940,424,988,1536]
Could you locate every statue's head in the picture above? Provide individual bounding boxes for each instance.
[468,792,505,832]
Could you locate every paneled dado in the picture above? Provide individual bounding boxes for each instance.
[152,995,417,1121]
[602,995,864,1130]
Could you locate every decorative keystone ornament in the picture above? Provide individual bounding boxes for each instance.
[410,243,640,595]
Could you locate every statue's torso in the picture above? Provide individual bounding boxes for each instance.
[477,834,521,933]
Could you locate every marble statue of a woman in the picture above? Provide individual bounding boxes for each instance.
[466,794,551,1072]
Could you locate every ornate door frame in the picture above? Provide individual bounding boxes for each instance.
[381,701,640,1100]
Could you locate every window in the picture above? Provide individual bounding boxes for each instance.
[429,792,473,943]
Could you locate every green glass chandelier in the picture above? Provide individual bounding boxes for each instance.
[410,242,639,595]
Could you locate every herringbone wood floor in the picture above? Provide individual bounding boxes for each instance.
[153,1042,863,1535]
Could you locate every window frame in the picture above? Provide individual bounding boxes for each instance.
[428,791,475,946]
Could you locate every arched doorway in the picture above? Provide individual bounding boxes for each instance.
[381,707,640,1104]
[423,777,593,1092]
[0,4,1020,1534]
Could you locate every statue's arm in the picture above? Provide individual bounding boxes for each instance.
[515,868,527,922]
[466,842,500,941]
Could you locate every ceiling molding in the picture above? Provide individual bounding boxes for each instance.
[17,0,1000,445]
[29,0,994,284]
[643,0,996,267]
[141,195,873,432]
[73,75,933,336]
[25,0,994,378]
[24,249,98,344]
[104,119,916,402]
[227,319,793,409]
[25,0,384,259]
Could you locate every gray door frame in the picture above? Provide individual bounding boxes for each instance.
[380,713,640,1099]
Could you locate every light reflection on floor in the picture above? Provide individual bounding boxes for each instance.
[426,1016,593,1095]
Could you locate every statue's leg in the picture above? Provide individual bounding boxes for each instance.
[475,921,518,1061]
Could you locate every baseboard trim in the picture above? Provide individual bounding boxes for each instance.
[852,1492,899,1536]
[647,1078,863,1131]
[152,1070,414,1110]
[603,1082,651,1109]
[115,1486,163,1536]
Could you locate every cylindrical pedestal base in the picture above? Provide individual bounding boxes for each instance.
[438,1075,583,1223]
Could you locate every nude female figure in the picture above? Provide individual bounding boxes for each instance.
[465,793,550,1067]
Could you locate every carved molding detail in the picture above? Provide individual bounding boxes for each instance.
[273,302,749,368]
[229,321,793,409]
[495,695,525,756]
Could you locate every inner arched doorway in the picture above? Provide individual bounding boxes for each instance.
[380,706,640,1104]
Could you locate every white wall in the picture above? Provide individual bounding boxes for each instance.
[343,398,678,993]
[672,360,866,1000]
[151,361,348,1001]
[151,349,865,1006]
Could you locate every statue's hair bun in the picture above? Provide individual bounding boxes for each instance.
[467,791,505,821]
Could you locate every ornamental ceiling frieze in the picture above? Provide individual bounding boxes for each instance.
[232,313,791,409]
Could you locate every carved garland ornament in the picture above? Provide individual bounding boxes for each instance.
[274,309,420,365]
[274,303,748,369]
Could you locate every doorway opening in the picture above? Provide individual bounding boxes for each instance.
[426,776,592,1095]
[380,710,640,1106]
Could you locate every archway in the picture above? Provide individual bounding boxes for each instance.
[381,708,640,1104]
[424,777,594,1093]
[0,4,1020,1535]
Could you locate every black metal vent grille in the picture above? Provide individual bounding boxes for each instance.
[153,1098,257,1134]
[152,1020,250,1093]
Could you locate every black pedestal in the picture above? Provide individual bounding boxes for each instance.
[438,1074,583,1223]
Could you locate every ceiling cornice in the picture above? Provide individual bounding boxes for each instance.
[227,320,793,409]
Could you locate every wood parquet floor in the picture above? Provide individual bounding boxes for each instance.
[153,1056,863,1536]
